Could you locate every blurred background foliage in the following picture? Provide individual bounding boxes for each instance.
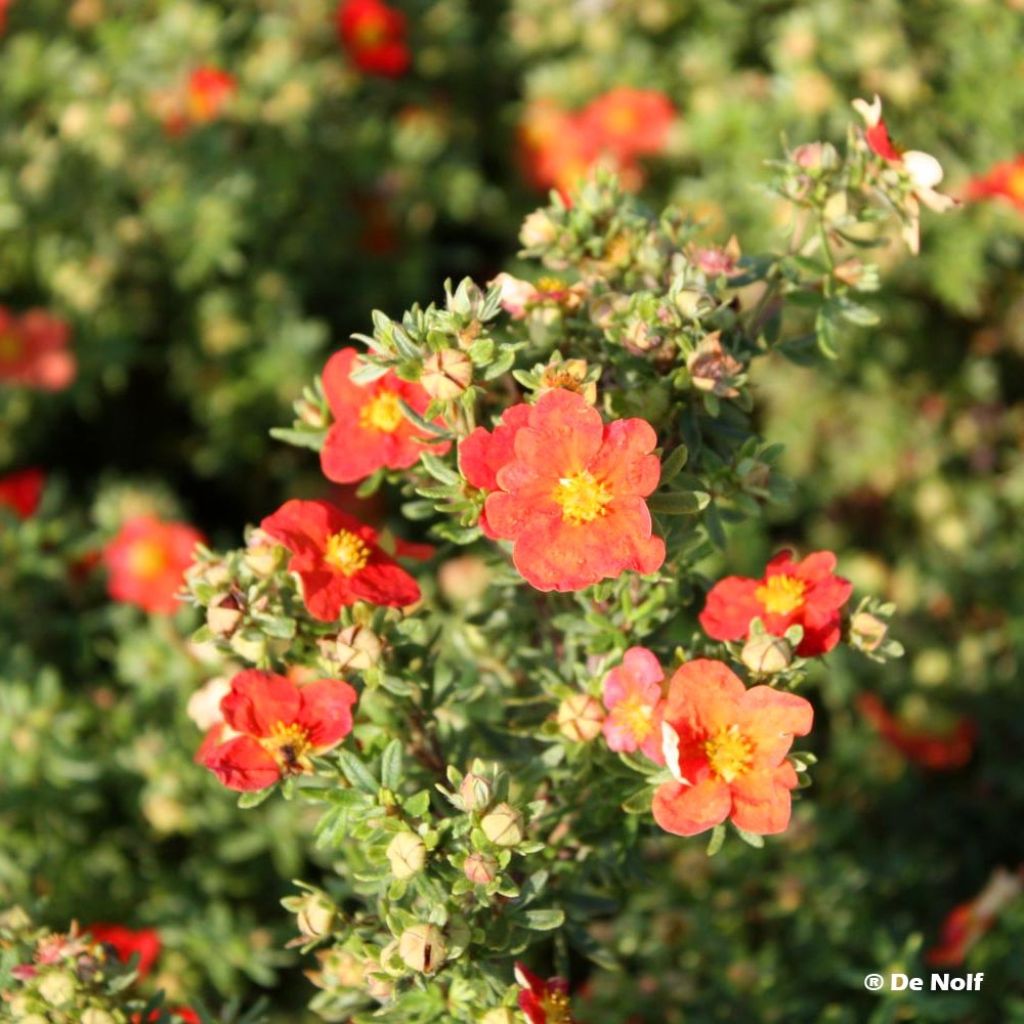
[2,0,1024,1020]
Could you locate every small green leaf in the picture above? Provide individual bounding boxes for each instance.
[238,788,274,810]
[706,823,726,857]
[522,908,565,931]
[381,739,403,790]
[733,825,765,849]
[337,751,379,794]
[659,444,689,483]
[621,788,653,815]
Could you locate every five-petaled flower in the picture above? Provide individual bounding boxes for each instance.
[653,659,813,837]
[104,515,205,615]
[602,647,665,763]
[699,550,852,657]
[852,94,957,252]
[463,389,665,591]
[260,498,420,621]
[579,86,675,163]
[85,924,162,979]
[319,347,448,484]
[0,307,76,391]
[196,669,358,791]
[335,0,411,78]
[515,962,575,1024]
[0,468,44,520]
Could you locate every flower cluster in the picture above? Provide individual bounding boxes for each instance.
[336,0,411,77]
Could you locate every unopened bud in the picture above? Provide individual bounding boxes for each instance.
[421,349,473,400]
[463,852,498,885]
[519,209,557,249]
[438,555,492,604]
[850,612,888,653]
[206,594,243,637]
[397,924,446,975]
[741,634,794,674]
[296,398,328,429]
[332,624,384,671]
[556,693,605,742]
[458,773,492,812]
[229,630,266,664]
[82,1012,116,1024]
[244,530,285,577]
[38,971,76,1007]
[296,893,336,939]
[480,804,524,847]
[386,832,427,880]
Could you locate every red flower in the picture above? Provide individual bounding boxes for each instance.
[0,0,11,36]
[477,389,665,592]
[699,550,852,657]
[320,347,448,484]
[0,467,44,519]
[966,156,1024,212]
[601,647,665,764]
[187,66,236,123]
[857,694,976,770]
[579,87,675,161]
[135,1009,201,1024]
[104,516,205,615]
[515,962,575,1024]
[926,868,1022,966]
[260,498,420,621]
[0,307,75,391]
[653,659,813,837]
[85,924,162,979]
[196,669,357,791]
[457,403,532,539]
[518,101,600,199]
[335,0,411,78]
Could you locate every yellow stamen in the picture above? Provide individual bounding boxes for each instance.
[128,540,168,579]
[704,724,754,783]
[359,390,404,433]
[755,574,807,616]
[552,470,612,525]
[261,721,313,775]
[324,530,371,576]
[614,695,655,743]
[540,990,572,1024]
[1009,167,1024,201]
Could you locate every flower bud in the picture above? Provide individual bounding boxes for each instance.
[421,349,473,400]
[850,612,888,653]
[296,893,336,939]
[480,804,524,847]
[244,529,285,577]
[38,971,75,1006]
[296,398,328,429]
[187,675,232,731]
[229,630,267,664]
[331,624,384,671]
[386,832,427,880]
[206,594,243,637]
[556,694,605,742]
[458,772,492,812]
[397,924,446,975]
[741,634,794,675]
[463,853,498,885]
[438,556,492,604]
[519,209,557,249]
[82,1010,117,1024]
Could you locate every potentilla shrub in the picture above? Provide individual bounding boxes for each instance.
[180,107,932,1022]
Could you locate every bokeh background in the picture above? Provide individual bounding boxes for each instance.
[2,1,1024,1020]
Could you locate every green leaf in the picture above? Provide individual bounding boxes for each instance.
[733,825,765,849]
[268,426,327,452]
[337,751,379,794]
[522,908,565,931]
[419,452,460,485]
[648,490,710,515]
[381,739,403,790]
[621,788,653,815]
[706,823,726,857]
[238,788,274,810]
[659,444,689,483]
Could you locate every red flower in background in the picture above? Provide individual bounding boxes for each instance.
[0,0,11,36]
[926,868,1023,966]
[320,347,448,483]
[518,101,600,199]
[0,307,75,391]
[699,550,852,657]
[653,659,813,837]
[601,647,665,763]
[457,403,532,539]
[478,389,665,592]
[196,669,357,791]
[336,0,411,78]
[104,516,205,614]
[515,962,575,1024]
[186,66,236,124]
[136,1008,201,1024]
[85,924,162,978]
[260,498,420,621]
[0,468,44,519]
[580,87,675,161]
[966,156,1024,212]
[857,693,976,770]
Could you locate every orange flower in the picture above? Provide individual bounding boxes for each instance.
[699,550,852,657]
[857,693,976,770]
[186,66,236,124]
[474,389,665,591]
[579,87,675,161]
[320,347,448,484]
[196,669,357,791]
[518,100,598,199]
[601,647,665,763]
[85,924,162,978]
[926,868,1023,966]
[0,467,44,520]
[966,156,1024,212]
[335,0,411,78]
[0,307,75,391]
[104,516,205,615]
[653,659,813,836]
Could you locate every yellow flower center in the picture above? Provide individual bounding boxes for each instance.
[355,12,388,47]
[540,990,572,1024]
[755,574,807,616]
[0,331,24,364]
[608,104,638,134]
[614,694,655,742]
[704,724,754,783]
[1009,166,1024,201]
[128,539,169,579]
[552,470,612,525]
[359,390,404,433]
[261,721,313,775]
[324,529,371,576]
